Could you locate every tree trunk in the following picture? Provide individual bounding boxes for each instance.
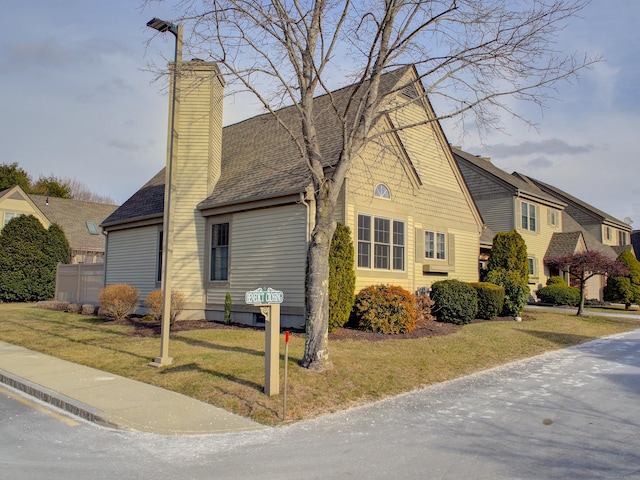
[301,189,337,371]
[576,274,586,316]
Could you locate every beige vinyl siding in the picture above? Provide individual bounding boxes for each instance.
[516,201,558,292]
[346,106,481,294]
[207,204,307,308]
[0,193,50,230]
[105,226,159,301]
[169,63,224,310]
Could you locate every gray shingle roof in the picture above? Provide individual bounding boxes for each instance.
[105,67,413,225]
[29,195,118,252]
[101,169,165,227]
[451,148,564,206]
[560,211,618,260]
[515,173,629,229]
[545,231,583,259]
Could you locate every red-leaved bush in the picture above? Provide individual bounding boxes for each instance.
[352,284,417,334]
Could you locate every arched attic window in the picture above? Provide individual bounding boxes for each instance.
[374,184,391,199]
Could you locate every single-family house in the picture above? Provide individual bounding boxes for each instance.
[0,185,117,263]
[102,62,483,328]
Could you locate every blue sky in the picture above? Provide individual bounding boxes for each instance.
[2,1,638,226]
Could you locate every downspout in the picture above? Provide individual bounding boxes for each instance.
[298,190,311,248]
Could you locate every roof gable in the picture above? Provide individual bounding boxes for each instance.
[452,148,564,207]
[107,66,418,224]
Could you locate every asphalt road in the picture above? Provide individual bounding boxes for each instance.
[2,328,639,479]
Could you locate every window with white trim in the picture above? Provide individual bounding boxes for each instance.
[3,212,18,227]
[521,201,537,231]
[374,184,391,199]
[210,223,230,281]
[357,214,405,270]
[528,257,536,276]
[425,231,446,260]
[549,208,559,227]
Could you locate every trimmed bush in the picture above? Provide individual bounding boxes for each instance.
[537,284,580,306]
[99,284,140,322]
[144,289,185,324]
[487,231,529,283]
[546,276,567,286]
[352,285,417,334]
[485,269,529,317]
[470,282,505,319]
[329,223,356,332]
[430,280,478,325]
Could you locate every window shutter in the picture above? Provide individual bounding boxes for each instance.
[448,233,455,266]
[415,228,424,263]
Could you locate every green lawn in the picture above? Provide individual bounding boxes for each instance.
[0,303,637,425]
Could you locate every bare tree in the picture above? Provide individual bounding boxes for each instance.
[146,0,597,370]
[61,177,116,205]
[545,251,628,316]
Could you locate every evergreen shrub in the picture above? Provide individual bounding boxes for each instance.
[604,250,640,309]
[430,280,478,325]
[536,284,580,306]
[0,215,70,302]
[224,292,233,324]
[485,269,529,316]
[99,284,140,322]
[470,282,505,319]
[328,223,356,332]
[352,284,417,334]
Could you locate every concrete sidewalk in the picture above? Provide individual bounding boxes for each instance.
[0,341,265,435]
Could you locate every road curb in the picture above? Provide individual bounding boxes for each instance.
[0,369,117,429]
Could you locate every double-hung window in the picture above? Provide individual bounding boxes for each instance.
[357,214,405,270]
[210,223,229,281]
[521,201,537,231]
[425,231,446,260]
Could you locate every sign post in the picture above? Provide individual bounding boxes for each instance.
[245,287,283,396]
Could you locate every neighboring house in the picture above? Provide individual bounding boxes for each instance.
[452,148,625,301]
[0,185,50,230]
[513,174,633,254]
[29,195,118,263]
[0,185,117,263]
[102,62,483,327]
[452,148,567,293]
[513,173,633,300]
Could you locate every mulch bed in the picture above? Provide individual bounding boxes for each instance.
[105,314,531,340]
